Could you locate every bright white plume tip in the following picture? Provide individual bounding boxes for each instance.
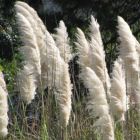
[53,20,72,63]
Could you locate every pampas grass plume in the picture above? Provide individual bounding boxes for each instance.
[0,72,8,137]
[53,20,71,62]
[15,13,41,103]
[117,16,139,73]
[117,16,139,103]
[89,15,111,96]
[16,1,47,65]
[44,30,72,126]
[80,67,114,140]
[110,58,127,121]
[75,27,90,67]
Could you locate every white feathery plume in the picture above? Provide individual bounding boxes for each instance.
[75,29,114,137]
[41,30,61,89]
[110,58,127,121]
[15,2,47,91]
[16,1,46,33]
[53,20,72,63]
[0,72,8,137]
[52,21,72,124]
[16,13,41,104]
[75,27,91,67]
[15,1,57,92]
[43,30,72,126]
[118,16,139,73]
[89,16,103,47]
[15,1,47,65]
[55,62,72,126]
[15,1,44,28]
[89,15,111,96]
[89,39,106,84]
[75,19,110,94]
[117,16,139,97]
[18,64,37,103]
[0,72,7,91]
[80,67,114,140]
[15,4,38,35]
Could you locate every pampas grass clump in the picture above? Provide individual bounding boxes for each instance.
[75,22,114,139]
[76,16,110,97]
[15,12,41,104]
[0,72,8,137]
[15,1,72,126]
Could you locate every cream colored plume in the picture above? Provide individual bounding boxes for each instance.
[15,1,46,32]
[55,62,72,126]
[75,27,91,67]
[15,1,58,92]
[117,16,139,98]
[80,67,114,140]
[0,72,8,137]
[110,58,127,121]
[43,30,72,126]
[118,16,139,73]
[53,20,71,62]
[15,1,47,65]
[16,13,41,104]
[89,15,111,96]
[89,16,103,47]
[41,30,61,89]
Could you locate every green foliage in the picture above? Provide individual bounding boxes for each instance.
[0,0,20,60]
